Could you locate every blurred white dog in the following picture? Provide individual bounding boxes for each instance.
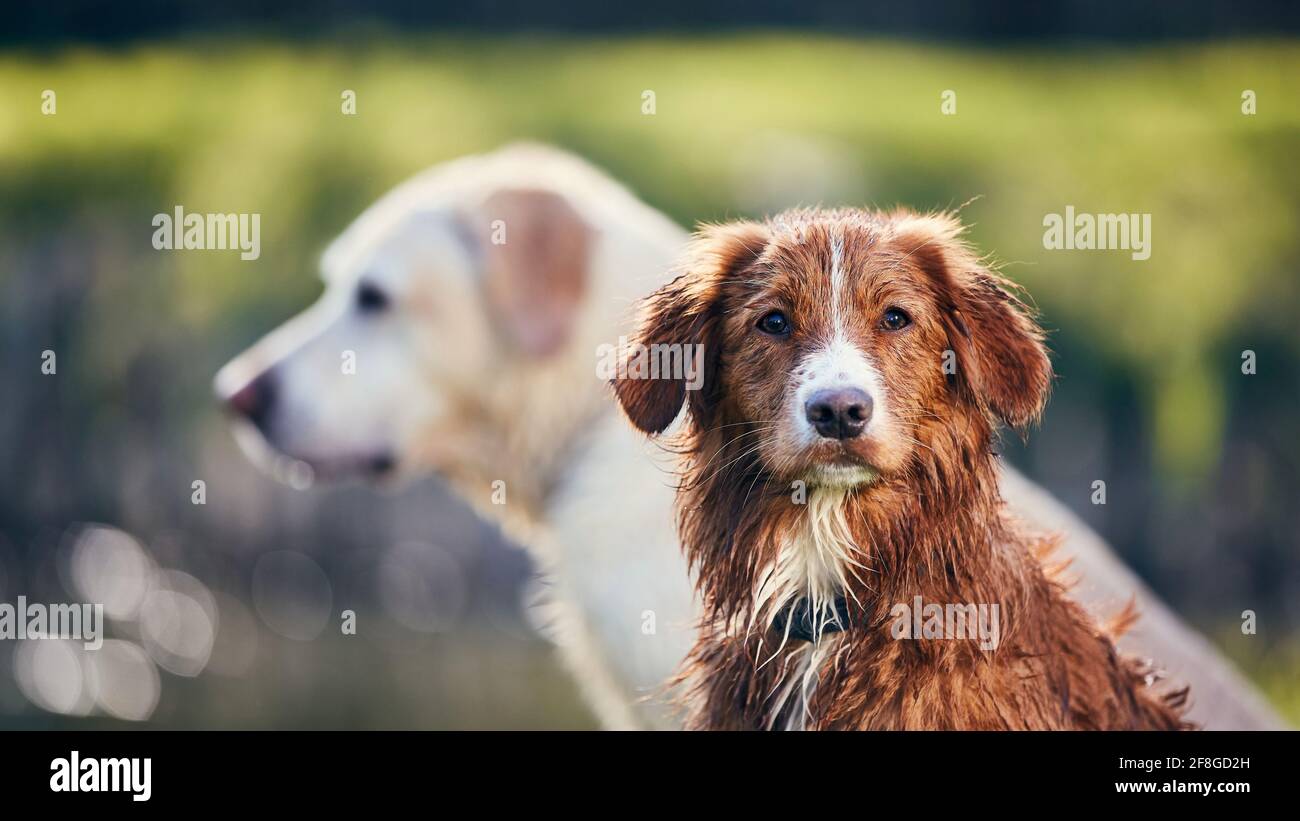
[216,144,1281,729]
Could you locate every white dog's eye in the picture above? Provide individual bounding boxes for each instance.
[356,281,389,313]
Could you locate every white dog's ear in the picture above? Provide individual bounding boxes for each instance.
[473,188,592,357]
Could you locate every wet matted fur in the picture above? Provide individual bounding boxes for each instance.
[615,207,1191,730]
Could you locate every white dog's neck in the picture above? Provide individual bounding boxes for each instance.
[433,355,610,538]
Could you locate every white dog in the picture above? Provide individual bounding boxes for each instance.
[216,144,1281,730]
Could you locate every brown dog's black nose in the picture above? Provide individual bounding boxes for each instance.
[225,372,276,429]
[805,388,872,440]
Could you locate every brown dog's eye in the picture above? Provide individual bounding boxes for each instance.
[757,310,791,336]
[880,308,911,331]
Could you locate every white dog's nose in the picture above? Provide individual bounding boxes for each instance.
[221,371,276,428]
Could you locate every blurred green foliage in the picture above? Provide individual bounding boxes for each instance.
[4,35,1297,476]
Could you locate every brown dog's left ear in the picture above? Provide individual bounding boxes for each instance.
[614,221,769,435]
[895,213,1052,429]
[476,188,591,357]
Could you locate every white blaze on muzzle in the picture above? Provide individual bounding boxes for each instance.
[793,332,887,444]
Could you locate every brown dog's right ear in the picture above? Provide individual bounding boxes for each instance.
[613,222,769,435]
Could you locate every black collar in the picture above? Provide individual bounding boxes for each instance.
[771,595,853,643]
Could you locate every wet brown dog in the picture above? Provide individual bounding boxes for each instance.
[614,207,1190,730]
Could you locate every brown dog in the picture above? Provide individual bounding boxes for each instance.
[614,207,1191,730]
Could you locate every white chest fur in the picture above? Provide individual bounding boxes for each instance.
[754,487,864,729]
